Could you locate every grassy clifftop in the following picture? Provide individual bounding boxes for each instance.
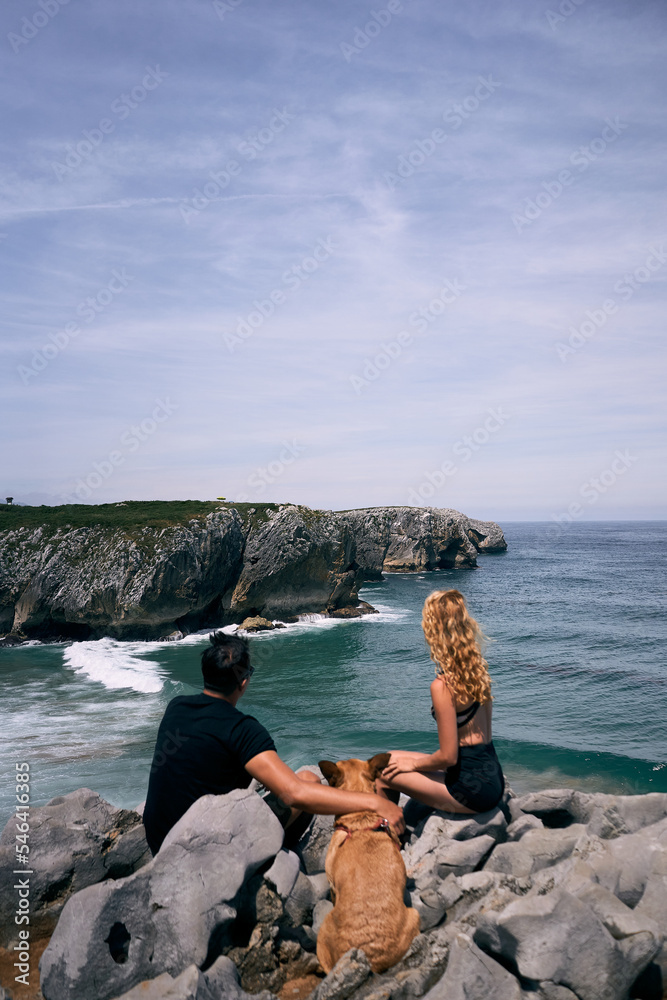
[0,500,285,533]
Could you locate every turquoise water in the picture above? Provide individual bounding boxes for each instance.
[1,522,666,828]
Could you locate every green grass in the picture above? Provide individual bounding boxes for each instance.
[0,500,287,533]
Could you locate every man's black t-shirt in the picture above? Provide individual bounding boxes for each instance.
[143,693,276,854]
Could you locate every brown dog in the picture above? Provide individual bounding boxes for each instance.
[316,753,420,974]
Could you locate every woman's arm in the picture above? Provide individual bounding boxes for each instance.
[421,678,459,768]
[381,678,459,778]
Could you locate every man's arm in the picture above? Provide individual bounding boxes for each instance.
[245,750,405,834]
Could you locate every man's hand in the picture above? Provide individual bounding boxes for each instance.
[371,795,405,836]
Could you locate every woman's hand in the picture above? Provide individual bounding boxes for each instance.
[381,751,424,779]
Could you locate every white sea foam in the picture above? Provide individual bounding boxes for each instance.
[60,605,411,692]
[63,638,167,693]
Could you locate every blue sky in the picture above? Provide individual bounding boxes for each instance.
[2,0,665,520]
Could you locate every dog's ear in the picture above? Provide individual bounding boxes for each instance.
[318,760,342,787]
[367,753,391,779]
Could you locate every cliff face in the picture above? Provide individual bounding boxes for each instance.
[340,507,505,577]
[0,504,506,641]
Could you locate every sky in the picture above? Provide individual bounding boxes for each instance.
[1,0,665,521]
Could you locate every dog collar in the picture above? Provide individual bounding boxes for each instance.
[334,817,398,846]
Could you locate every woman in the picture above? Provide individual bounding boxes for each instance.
[378,589,505,814]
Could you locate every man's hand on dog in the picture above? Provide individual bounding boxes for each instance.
[375,797,405,835]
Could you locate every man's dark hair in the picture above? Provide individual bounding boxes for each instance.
[201,631,252,695]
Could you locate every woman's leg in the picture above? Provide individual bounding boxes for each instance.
[376,752,476,815]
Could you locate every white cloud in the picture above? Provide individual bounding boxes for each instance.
[1,0,665,516]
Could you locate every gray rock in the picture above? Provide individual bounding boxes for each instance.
[0,787,149,945]
[411,806,507,846]
[207,955,277,999]
[110,964,211,1000]
[39,789,284,1000]
[634,836,667,987]
[111,956,276,1000]
[296,812,335,874]
[309,947,372,1000]
[574,882,661,941]
[474,886,662,1000]
[285,869,319,926]
[533,818,667,911]
[379,922,455,997]
[238,616,278,632]
[339,507,487,574]
[409,887,447,931]
[537,985,580,1000]
[505,814,543,842]
[483,843,535,878]
[228,506,361,619]
[485,826,585,877]
[313,898,334,935]
[438,872,465,909]
[466,518,508,553]
[447,878,533,937]
[264,849,300,900]
[423,931,523,1000]
[586,793,667,839]
[508,797,526,824]
[405,823,497,891]
[307,871,332,902]
[515,789,667,839]
[1,505,504,640]
[3,508,245,640]
[435,834,496,877]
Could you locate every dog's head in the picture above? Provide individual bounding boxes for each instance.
[318,753,390,792]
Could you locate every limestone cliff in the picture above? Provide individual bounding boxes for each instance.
[0,502,506,642]
[339,506,506,578]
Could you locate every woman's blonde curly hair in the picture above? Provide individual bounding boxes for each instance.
[421,589,492,704]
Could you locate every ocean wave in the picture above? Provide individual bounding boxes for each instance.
[63,638,167,693]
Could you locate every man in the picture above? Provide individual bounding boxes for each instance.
[143,630,404,855]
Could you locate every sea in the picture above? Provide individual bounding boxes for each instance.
[2,521,666,829]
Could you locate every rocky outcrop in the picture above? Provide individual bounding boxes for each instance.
[0,509,245,641]
[339,507,506,577]
[39,790,284,1000]
[0,788,149,948]
[24,781,667,1000]
[227,506,360,621]
[0,504,505,641]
